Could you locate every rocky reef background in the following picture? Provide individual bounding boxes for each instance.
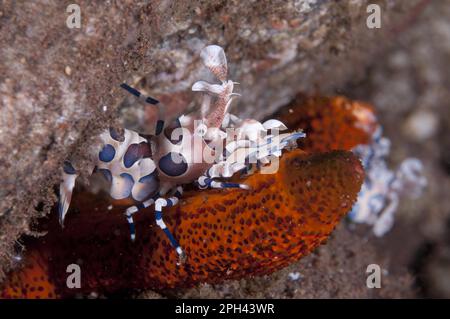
[1,0,449,298]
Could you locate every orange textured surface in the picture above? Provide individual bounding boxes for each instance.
[276,95,377,153]
[1,150,363,298]
[1,251,58,298]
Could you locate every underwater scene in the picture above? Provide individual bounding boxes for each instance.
[0,0,449,305]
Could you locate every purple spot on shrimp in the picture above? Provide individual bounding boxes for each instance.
[99,168,112,183]
[109,128,124,142]
[158,152,188,177]
[63,161,76,175]
[120,173,134,183]
[99,144,115,162]
[123,142,152,168]
[138,171,158,183]
[134,172,159,201]
[164,119,182,144]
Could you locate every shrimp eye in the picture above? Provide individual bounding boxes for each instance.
[195,123,208,137]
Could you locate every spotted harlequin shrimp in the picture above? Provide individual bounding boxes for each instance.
[350,128,427,236]
[59,45,305,262]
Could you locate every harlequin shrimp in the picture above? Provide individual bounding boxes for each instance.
[349,127,427,236]
[59,45,305,262]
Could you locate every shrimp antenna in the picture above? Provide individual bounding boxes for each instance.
[120,83,160,105]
